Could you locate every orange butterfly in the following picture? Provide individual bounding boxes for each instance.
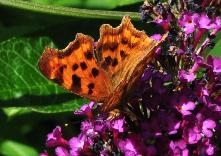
[38,16,167,113]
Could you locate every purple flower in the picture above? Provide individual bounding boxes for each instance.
[69,137,82,156]
[151,34,162,41]
[211,16,221,31]
[177,100,196,116]
[94,118,108,132]
[200,139,216,156]
[100,149,110,156]
[193,55,207,67]
[202,119,216,138]
[158,112,181,135]
[110,118,125,133]
[169,140,189,156]
[141,111,180,138]
[80,121,97,138]
[178,70,195,82]
[207,55,221,73]
[176,49,185,55]
[46,126,68,148]
[140,66,154,81]
[205,142,215,156]
[154,15,172,31]
[206,100,221,112]
[206,144,215,155]
[185,128,202,144]
[74,102,95,119]
[182,115,202,144]
[39,151,49,156]
[152,77,167,94]
[69,135,90,156]
[179,13,199,34]
[118,135,142,156]
[55,147,69,156]
[198,14,212,29]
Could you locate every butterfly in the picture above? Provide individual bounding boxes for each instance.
[38,16,167,113]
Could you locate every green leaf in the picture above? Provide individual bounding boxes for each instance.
[31,0,143,9]
[0,0,140,20]
[29,96,89,113]
[0,37,86,113]
[0,37,55,101]
[210,31,221,57]
[0,139,38,156]
[2,107,30,119]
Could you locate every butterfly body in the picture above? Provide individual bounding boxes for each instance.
[38,16,166,113]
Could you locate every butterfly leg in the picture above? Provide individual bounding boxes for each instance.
[107,109,121,120]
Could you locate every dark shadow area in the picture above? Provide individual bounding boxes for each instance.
[0,108,83,153]
[0,93,80,107]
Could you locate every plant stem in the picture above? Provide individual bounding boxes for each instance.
[0,0,141,21]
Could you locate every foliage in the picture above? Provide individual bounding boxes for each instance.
[0,0,221,155]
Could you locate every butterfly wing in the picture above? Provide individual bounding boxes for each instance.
[96,16,158,88]
[96,16,166,112]
[38,16,166,113]
[38,33,113,102]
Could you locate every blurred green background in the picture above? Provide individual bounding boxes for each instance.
[0,0,221,156]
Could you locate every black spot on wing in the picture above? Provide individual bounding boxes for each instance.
[92,68,99,77]
[105,56,112,66]
[109,42,118,51]
[102,42,118,52]
[85,51,93,60]
[59,64,67,72]
[72,63,78,71]
[88,89,93,94]
[72,74,81,91]
[80,62,87,70]
[121,37,128,45]
[101,56,112,69]
[53,65,67,84]
[88,83,95,89]
[120,50,127,59]
[87,83,95,95]
[112,58,118,67]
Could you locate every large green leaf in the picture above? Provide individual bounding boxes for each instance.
[0,37,86,113]
[0,139,38,156]
[0,0,140,20]
[31,0,143,9]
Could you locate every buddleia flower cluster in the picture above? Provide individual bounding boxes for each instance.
[41,0,221,155]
